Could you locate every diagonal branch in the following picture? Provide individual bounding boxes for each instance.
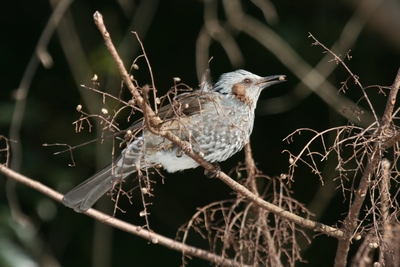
[0,164,250,267]
[334,68,400,267]
[92,11,344,239]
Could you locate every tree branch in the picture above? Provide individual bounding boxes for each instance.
[91,11,344,239]
[0,164,251,267]
[334,69,400,267]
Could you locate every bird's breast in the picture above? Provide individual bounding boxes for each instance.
[142,95,255,171]
[171,97,253,161]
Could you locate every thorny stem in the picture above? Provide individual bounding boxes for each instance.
[334,68,400,267]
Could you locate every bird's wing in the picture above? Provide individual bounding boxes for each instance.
[127,91,217,131]
[62,92,220,212]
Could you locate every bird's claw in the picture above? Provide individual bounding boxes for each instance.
[181,141,193,154]
[205,163,221,178]
[176,141,193,158]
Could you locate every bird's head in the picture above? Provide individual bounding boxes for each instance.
[213,69,285,105]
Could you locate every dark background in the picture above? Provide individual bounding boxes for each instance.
[0,0,399,266]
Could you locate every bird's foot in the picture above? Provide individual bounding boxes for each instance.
[181,141,193,154]
[204,163,221,178]
[176,141,193,157]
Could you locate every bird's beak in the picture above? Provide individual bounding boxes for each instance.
[257,75,286,88]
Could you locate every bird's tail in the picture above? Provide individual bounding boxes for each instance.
[62,163,125,212]
[62,137,146,212]
[62,159,135,212]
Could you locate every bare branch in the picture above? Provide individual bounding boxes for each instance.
[0,164,251,267]
[335,69,400,267]
[91,11,345,243]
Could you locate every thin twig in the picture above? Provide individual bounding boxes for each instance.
[221,0,374,126]
[308,33,379,124]
[217,170,343,238]
[7,0,74,227]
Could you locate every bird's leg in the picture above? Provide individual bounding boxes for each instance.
[204,163,221,178]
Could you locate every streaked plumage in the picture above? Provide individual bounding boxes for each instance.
[62,70,285,212]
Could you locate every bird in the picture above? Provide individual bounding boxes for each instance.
[62,69,285,212]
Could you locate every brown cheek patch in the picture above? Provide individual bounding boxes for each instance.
[232,83,253,105]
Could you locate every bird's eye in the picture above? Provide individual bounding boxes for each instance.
[243,78,252,84]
